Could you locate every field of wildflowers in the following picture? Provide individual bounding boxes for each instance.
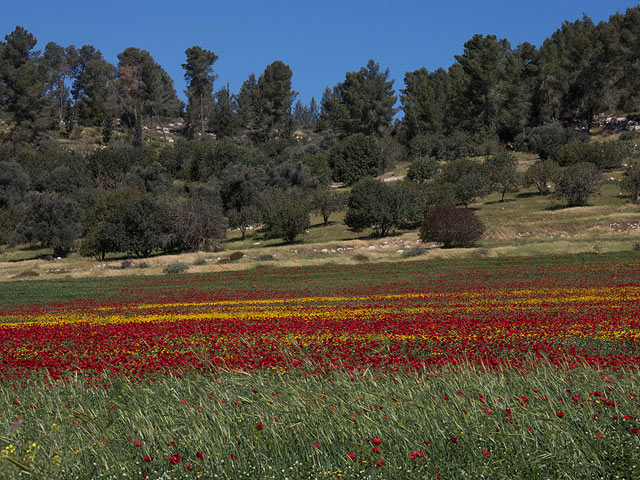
[1,253,640,478]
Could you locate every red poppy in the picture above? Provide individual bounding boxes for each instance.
[451,437,458,443]
[168,454,181,465]
[134,440,142,447]
[376,461,385,466]
[556,412,565,418]
[481,450,489,455]
[196,452,204,460]
[347,452,356,459]
[372,446,381,454]
[410,450,425,459]
[371,438,382,445]
[595,433,604,439]
[143,456,153,462]
[313,443,319,448]
[256,423,264,431]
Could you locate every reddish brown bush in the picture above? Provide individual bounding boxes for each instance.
[420,204,484,248]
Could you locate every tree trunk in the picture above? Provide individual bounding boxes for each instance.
[200,92,205,136]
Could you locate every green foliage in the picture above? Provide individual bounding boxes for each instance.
[11,192,81,256]
[554,162,603,207]
[0,27,50,140]
[524,159,560,195]
[220,163,265,212]
[400,67,448,139]
[621,160,640,201]
[209,84,238,138]
[431,131,476,161]
[267,161,319,193]
[163,260,189,274]
[345,178,405,237]
[449,34,511,133]
[557,140,629,169]
[484,150,519,201]
[122,161,168,194]
[257,61,295,139]
[311,187,344,226]
[319,60,396,136]
[114,196,169,257]
[117,46,182,144]
[183,46,218,136]
[407,156,439,183]
[420,204,485,248]
[70,45,118,127]
[260,188,311,243]
[229,251,245,261]
[300,153,332,186]
[515,123,588,161]
[418,181,458,212]
[438,158,488,206]
[401,245,426,257]
[329,134,384,185]
[0,161,30,208]
[227,205,260,240]
[86,142,138,189]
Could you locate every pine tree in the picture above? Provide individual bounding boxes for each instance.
[0,26,49,140]
[183,46,218,136]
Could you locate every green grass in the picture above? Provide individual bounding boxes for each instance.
[0,250,637,308]
[2,366,639,479]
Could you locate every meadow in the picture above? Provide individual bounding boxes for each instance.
[1,252,640,479]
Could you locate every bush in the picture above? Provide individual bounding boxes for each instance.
[120,260,134,269]
[137,262,149,269]
[524,160,560,195]
[431,131,476,161]
[515,123,587,161]
[193,257,207,266]
[229,251,245,261]
[11,192,81,257]
[420,204,485,248]
[558,141,628,170]
[632,242,640,252]
[261,188,311,244]
[401,246,426,258]
[345,178,401,237]
[329,134,384,185]
[472,247,489,258]
[353,253,369,262]
[407,157,439,184]
[621,160,640,202]
[554,162,603,207]
[438,158,488,206]
[164,260,189,274]
[257,253,275,261]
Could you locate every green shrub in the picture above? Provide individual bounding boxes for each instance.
[472,247,489,258]
[193,257,207,266]
[554,163,603,207]
[257,254,275,261]
[164,260,189,274]
[633,242,640,252]
[402,246,426,258]
[229,251,245,261]
[353,253,369,263]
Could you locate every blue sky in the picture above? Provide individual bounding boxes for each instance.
[2,0,637,106]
